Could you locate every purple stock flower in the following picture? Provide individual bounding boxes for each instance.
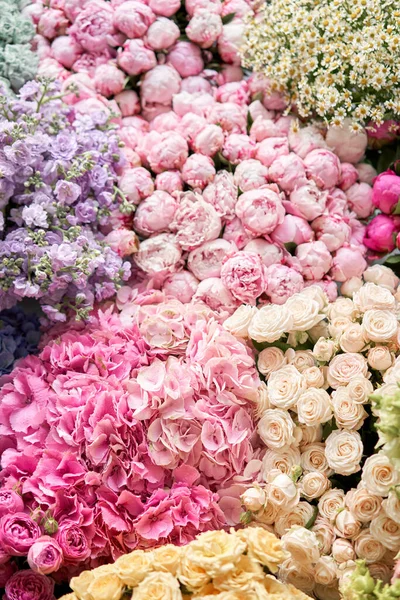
[50,132,78,161]
[54,180,81,205]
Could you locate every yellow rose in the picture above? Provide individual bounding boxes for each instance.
[70,571,95,600]
[152,545,182,575]
[87,573,124,600]
[114,549,153,587]
[234,527,286,573]
[177,554,210,593]
[59,595,79,600]
[185,530,246,578]
[132,572,182,600]
[213,555,264,592]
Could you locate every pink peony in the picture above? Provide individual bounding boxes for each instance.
[134,233,182,277]
[202,171,238,220]
[221,251,267,303]
[28,537,63,575]
[296,240,333,280]
[181,154,216,189]
[186,11,223,48]
[330,245,368,281]
[93,63,125,97]
[269,153,307,192]
[141,65,181,107]
[148,132,189,174]
[103,229,139,256]
[356,162,377,186]
[271,214,314,246]
[207,102,247,134]
[148,0,181,16]
[235,187,285,235]
[222,133,256,164]
[311,215,351,252]
[188,239,236,280]
[265,264,304,304]
[288,125,327,159]
[345,182,374,219]
[114,90,140,117]
[215,81,250,106]
[218,22,244,65]
[325,121,368,164]
[304,149,342,190]
[233,159,268,192]
[163,272,199,303]
[178,113,207,139]
[372,170,400,214]
[256,136,289,167]
[38,9,69,39]
[118,39,157,76]
[173,91,215,118]
[113,1,156,38]
[185,0,222,17]
[70,0,115,52]
[339,163,359,191]
[181,76,212,94]
[145,17,180,50]
[193,124,225,156]
[222,216,254,249]
[288,184,328,221]
[119,167,154,204]
[51,36,83,69]
[170,192,221,250]
[167,42,204,78]
[192,277,239,314]
[364,215,400,253]
[155,171,183,195]
[133,191,178,236]
[244,238,283,267]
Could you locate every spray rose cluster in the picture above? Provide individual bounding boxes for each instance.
[56,527,307,600]
[25,0,254,119]
[0,291,265,589]
[223,272,400,598]
[364,170,400,256]
[0,78,134,321]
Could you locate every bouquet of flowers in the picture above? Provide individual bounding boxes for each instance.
[0,78,134,321]
[241,0,400,130]
[53,527,307,600]
[223,274,400,597]
[0,0,38,91]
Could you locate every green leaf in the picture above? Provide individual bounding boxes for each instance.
[246,110,254,134]
[377,146,397,174]
[385,254,400,264]
[305,506,318,530]
[222,12,236,25]
[393,201,400,215]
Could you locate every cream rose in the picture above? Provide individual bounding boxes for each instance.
[382,490,400,524]
[176,555,210,593]
[363,265,399,293]
[300,472,331,500]
[311,517,335,554]
[256,500,280,526]
[257,347,287,377]
[339,323,367,353]
[254,382,271,419]
[267,365,306,409]
[70,571,96,600]
[367,346,394,371]
[341,276,363,297]
[241,486,267,512]
[313,337,336,362]
[261,447,301,478]
[299,424,323,447]
[257,409,297,449]
[370,512,400,551]
[345,488,382,523]
[383,358,400,384]
[152,545,182,575]
[285,294,325,331]
[114,549,153,587]
[314,556,337,586]
[132,572,182,600]
[266,470,300,510]
[213,555,264,592]
[354,530,386,563]
[361,454,399,496]
[331,538,355,563]
[329,316,352,339]
[300,285,329,311]
[286,349,317,372]
[279,558,316,594]
[325,430,363,476]
[367,563,393,584]
[86,573,125,600]
[274,502,316,537]
[185,530,245,577]
[297,388,332,426]
[331,389,367,430]
[281,527,320,565]
[362,309,398,342]
[334,509,361,539]
[329,297,358,321]
[248,305,293,343]
[346,376,374,404]
[303,366,325,388]
[223,305,258,338]
[309,320,330,343]
[327,353,369,388]
[235,527,287,573]
[318,489,345,522]
[301,443,332,475]
[353,282,397,312]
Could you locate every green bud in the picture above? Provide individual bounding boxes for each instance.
[43,515,58,535]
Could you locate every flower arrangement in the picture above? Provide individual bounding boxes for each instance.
[0,78,134,321]
[223,274,400,597]
[26,0,254,118]
[54,527,308,600]
[0,305,41,375]
[0,294,264,589]
[0,0,38,91]
[241,0,400,129]
[110,72,378,311]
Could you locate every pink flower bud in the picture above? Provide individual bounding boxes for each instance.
[233,159,268,192]
[162,271,199,302]
[256,137,289,167]
[118,39,157,76]
[141,65,181,106]
[364,214,400,253]
[271,214,314,246]
[372,170,400,214]
[150,111,181,134]
[355,162,377,185]
[236,187,285,235]
[134,233,182,278]
[148,132,188,174]
[51,36,83,69]
[173,92,215,118]
[155,171,183,194]
[287,184,327,221]
[167,42,204,77]
[188,239,236,280]
[339,163,359,191]
[145,17,180,50]
[203,171,238,220]
[222,134,256,164]
[222,0,252,17]
[288,125,328,159]
[311,215,351,252]
[269,153,307,192]
[148,0,181,16]
[134,191,178,235]
[218,22,244,65]
[94,63,125,97]
[114,90,140,117]
[114,1,156,38]
[346,182,374,219]
[215,64,243,86]
[38,9,69,39]
[185,0,222,17]
[330,246,368,281]
[119,167,154,204]
[193,124,224,156]
[304,149,342,190]
[181,154,216,189]
[221,251,267,303]
[265,264,304,304]
[325,120,367,164]
[192,277,239,314]
[244,238,283,267]
[181,76,212,94]
[296,241,333,280]
[215,81,250,106]
[186,11,223,48]
[223,216,254,249]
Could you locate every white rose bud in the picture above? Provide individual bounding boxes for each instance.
[339,323,367,353]
[286,293,325,331]
[334,509,361,539]
[257,347,287,377]
[248,304,293,343]
[300,472,331,500]
[329,297,358,321]
[345,488,382,523]
[325,430,363,476]
[241,487,267,512]
[329,316,352,339]
[303,366,325,388]
[281,527,320,565]
[331,388,367,430]
[267,365,307,410]
[257,409,297,449]
[286,349,316,372]
[367,346,394,372]
[314,556,337,586]
[354,530,386,563]
[312,516,335,555]
[327,353,369,388]
[266,471,300,510]
[223,305,257,338]
[361,454,399,496]
[346,376,374,404]
[382,490,400,524]
[363,265,399,293]
[331,538,355,563]
[318,489,345,522]
[370,512,400,551]
[313,337,336,362]
[297,387,333,426]
[341,277,363,297]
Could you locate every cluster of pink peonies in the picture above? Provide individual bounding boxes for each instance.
[364,169,400,256]
[106,77,379,309]
[0,292,265,588]
[25,0,254,120]
[223,271,400,598]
